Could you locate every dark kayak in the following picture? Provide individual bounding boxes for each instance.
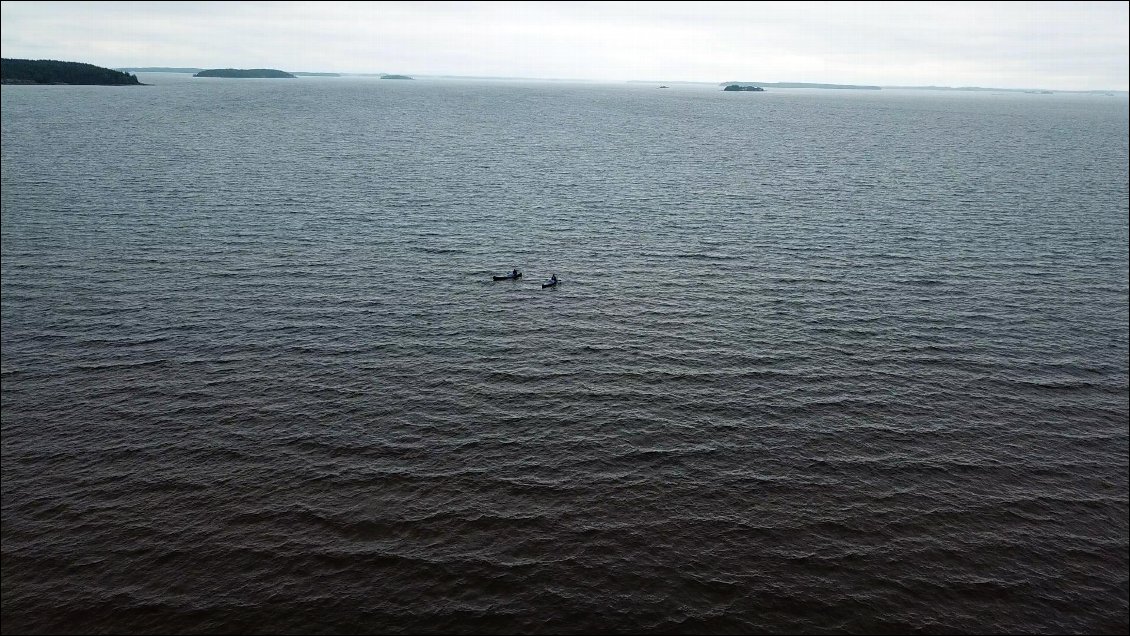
[542,279,558,288]
[493,272,521,281]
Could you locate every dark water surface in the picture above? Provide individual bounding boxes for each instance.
[2,75,1128,634]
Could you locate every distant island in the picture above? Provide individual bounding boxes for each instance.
[629,79,1123,95]
[723,84,764,91]
[380,74,413,80]
[722,81,880,90]
[1,58,143,85]
[883,85,1121,95]
[116,67,341,78]
[194,68,295,78]
[117,67,203,73]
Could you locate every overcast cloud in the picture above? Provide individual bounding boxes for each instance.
[1,1,1127,90]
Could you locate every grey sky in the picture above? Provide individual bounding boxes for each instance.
[2,1,1127,90]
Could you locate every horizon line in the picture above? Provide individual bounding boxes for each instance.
[115,67,1129,94]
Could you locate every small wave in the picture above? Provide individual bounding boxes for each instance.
[72,358,169,371]
[418,246,467,255]
[639,251,740,260]
[896,278,945,286]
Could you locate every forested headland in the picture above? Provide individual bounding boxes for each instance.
[1,58,143,85]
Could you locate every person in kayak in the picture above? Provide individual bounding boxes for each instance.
[550,273,557,283]
[512,268,520,278]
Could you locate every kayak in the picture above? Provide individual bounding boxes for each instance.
[542,279,559,288]
[493,273,522,281]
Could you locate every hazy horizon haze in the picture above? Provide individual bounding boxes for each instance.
[1,1,1127,91]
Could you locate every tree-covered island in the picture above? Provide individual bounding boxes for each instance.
[721,81,881,90]
[193,68,296,78]
[1,58,143,85]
